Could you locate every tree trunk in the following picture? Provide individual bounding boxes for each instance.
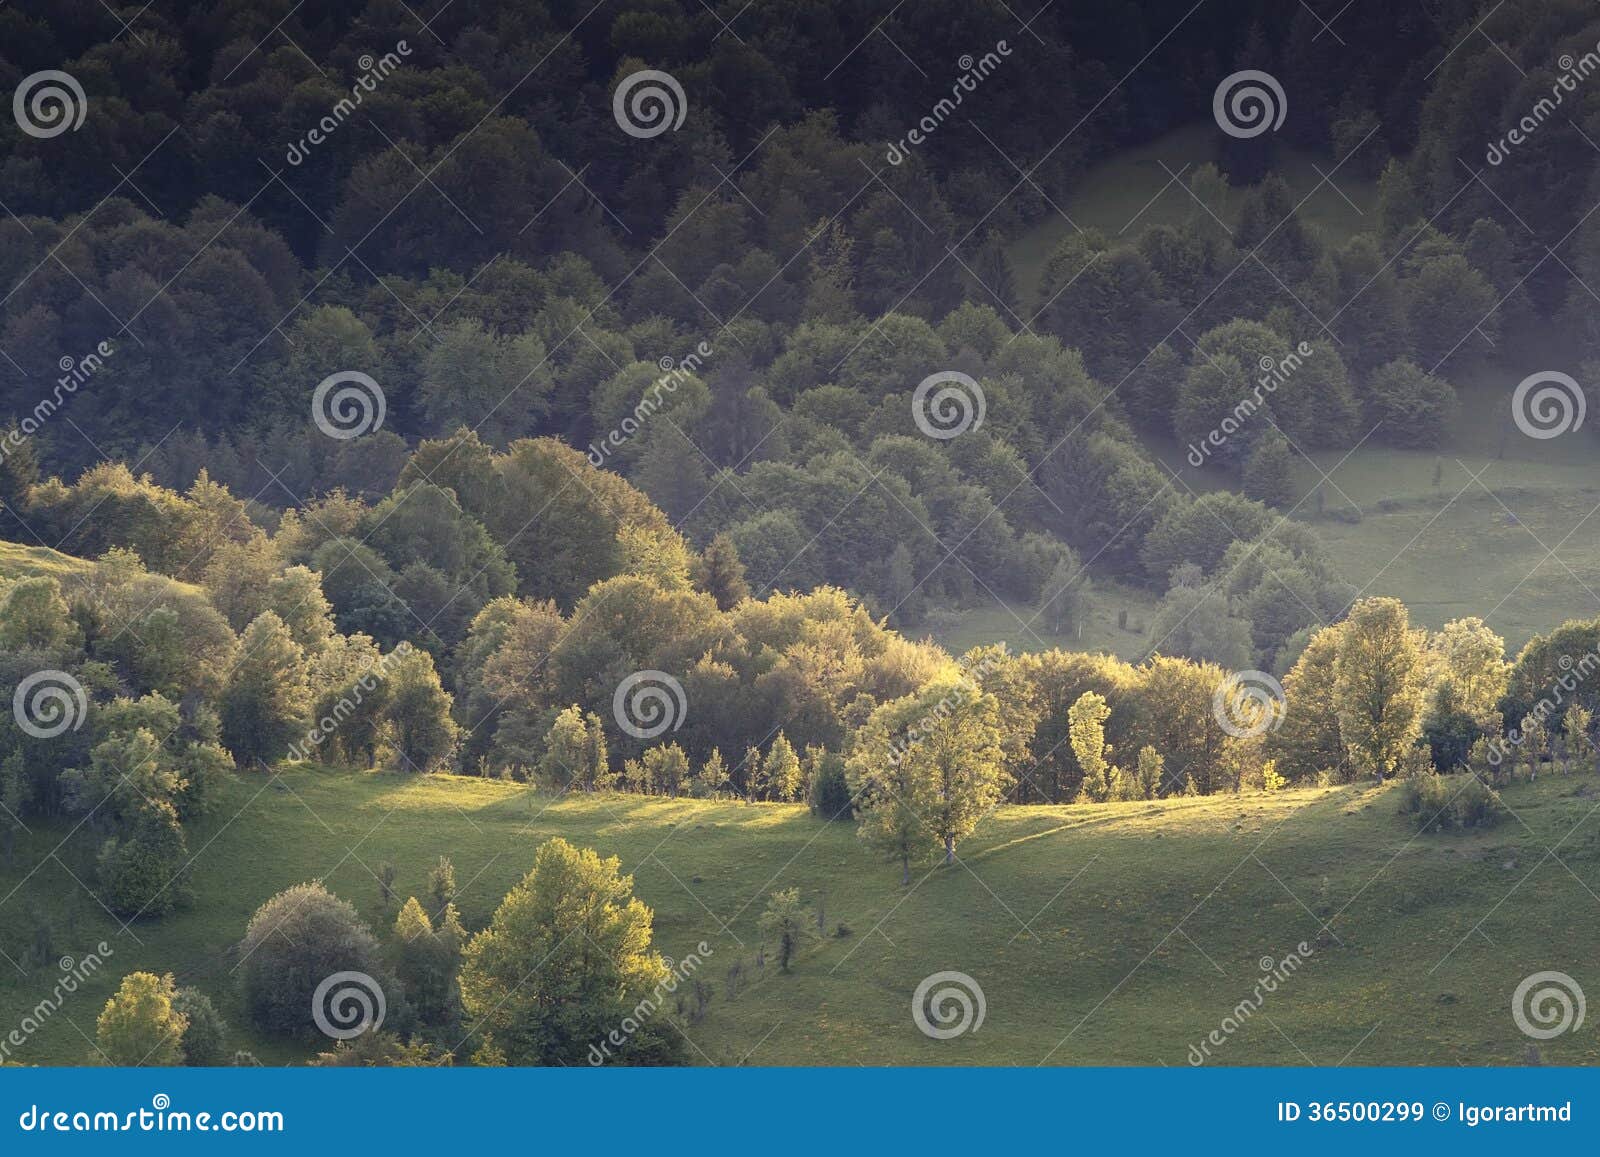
[944,834,955,864]
[900,854,910,886]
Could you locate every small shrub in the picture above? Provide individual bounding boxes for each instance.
[1452,776,1506,829]
[1398,773,1507,832]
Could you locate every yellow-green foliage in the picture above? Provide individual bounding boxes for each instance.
[95,972,187,1066]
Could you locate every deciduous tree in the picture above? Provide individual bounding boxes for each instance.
[219,612,308,768]
[758,888,815,972]
[1335,598,1425,780]
[96,972,187,1066]
[458,838,681,1065]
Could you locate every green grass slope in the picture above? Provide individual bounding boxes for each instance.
[0,541,97,585]
[3,768,1597,1066]
[1005,123,1378,307]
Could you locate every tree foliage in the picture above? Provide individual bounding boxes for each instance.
[459,838,682,1065]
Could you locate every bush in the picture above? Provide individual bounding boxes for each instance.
[173,986,228,1065]
[806,749,852,819]
[1397,773,1507,832]
[236,881,399,1039]
[96,813,190,917]
[1364,358,1458,447]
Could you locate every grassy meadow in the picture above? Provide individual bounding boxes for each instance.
[1133,320,1600,653]
[0,542,96,585]
[1005,123,1380,307]
[4,766,1598,1067]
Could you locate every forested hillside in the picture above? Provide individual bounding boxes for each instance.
[2,0,1599,1070]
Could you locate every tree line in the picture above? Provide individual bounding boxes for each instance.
[6,396,1595,924]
